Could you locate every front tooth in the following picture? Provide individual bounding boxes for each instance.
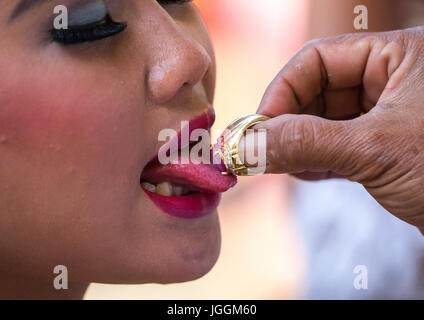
[141,182,156,193]
[156,182,173,197]
[173,186,184,197]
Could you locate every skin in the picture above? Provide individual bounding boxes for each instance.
[254,27,424,235]
[0,0,219,299]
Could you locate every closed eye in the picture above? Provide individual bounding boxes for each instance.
[50,1,126,45]
[51,0,193,45]
[50,15,127,45]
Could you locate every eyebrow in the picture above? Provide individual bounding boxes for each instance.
[9,0,46,21]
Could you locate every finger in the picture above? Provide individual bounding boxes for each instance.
[290,171,345,181]
[303,86,363,120]
[257,32,404,118]
[247,113,376,177]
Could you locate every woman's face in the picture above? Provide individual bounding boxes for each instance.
[0,0,229,284]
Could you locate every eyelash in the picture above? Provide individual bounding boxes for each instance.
[51,0,193,45]
[157,0,192,4]
[51,15,126,45]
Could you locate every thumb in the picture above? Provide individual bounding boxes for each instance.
[243,113,371,177]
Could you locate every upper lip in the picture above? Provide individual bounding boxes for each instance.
[147,108,216,165]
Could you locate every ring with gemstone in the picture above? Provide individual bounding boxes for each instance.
[214,114,270,176]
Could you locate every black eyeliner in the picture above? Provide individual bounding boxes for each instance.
[50,0,192,45]
[50,15,127,45]
[157,0,192,5]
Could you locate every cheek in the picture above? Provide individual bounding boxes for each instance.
[1,55,146,183]
[0,57,152,273]
[1,78,139,178]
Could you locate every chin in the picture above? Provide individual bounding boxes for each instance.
[152,210,222,284]
[169,226,221,283]
[103,209,222,285]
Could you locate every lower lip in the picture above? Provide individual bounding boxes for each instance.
[143,189,221,219]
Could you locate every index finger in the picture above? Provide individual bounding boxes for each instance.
[257,33,375,117]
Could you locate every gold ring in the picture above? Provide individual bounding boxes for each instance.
[214,114,270,176]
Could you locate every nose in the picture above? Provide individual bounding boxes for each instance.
[146,13,211,104]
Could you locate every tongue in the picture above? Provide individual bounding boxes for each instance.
[141,151,237,193]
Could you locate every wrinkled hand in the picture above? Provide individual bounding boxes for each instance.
[255,27,424,233]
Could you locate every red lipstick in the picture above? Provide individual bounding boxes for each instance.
[141,110,237,219]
